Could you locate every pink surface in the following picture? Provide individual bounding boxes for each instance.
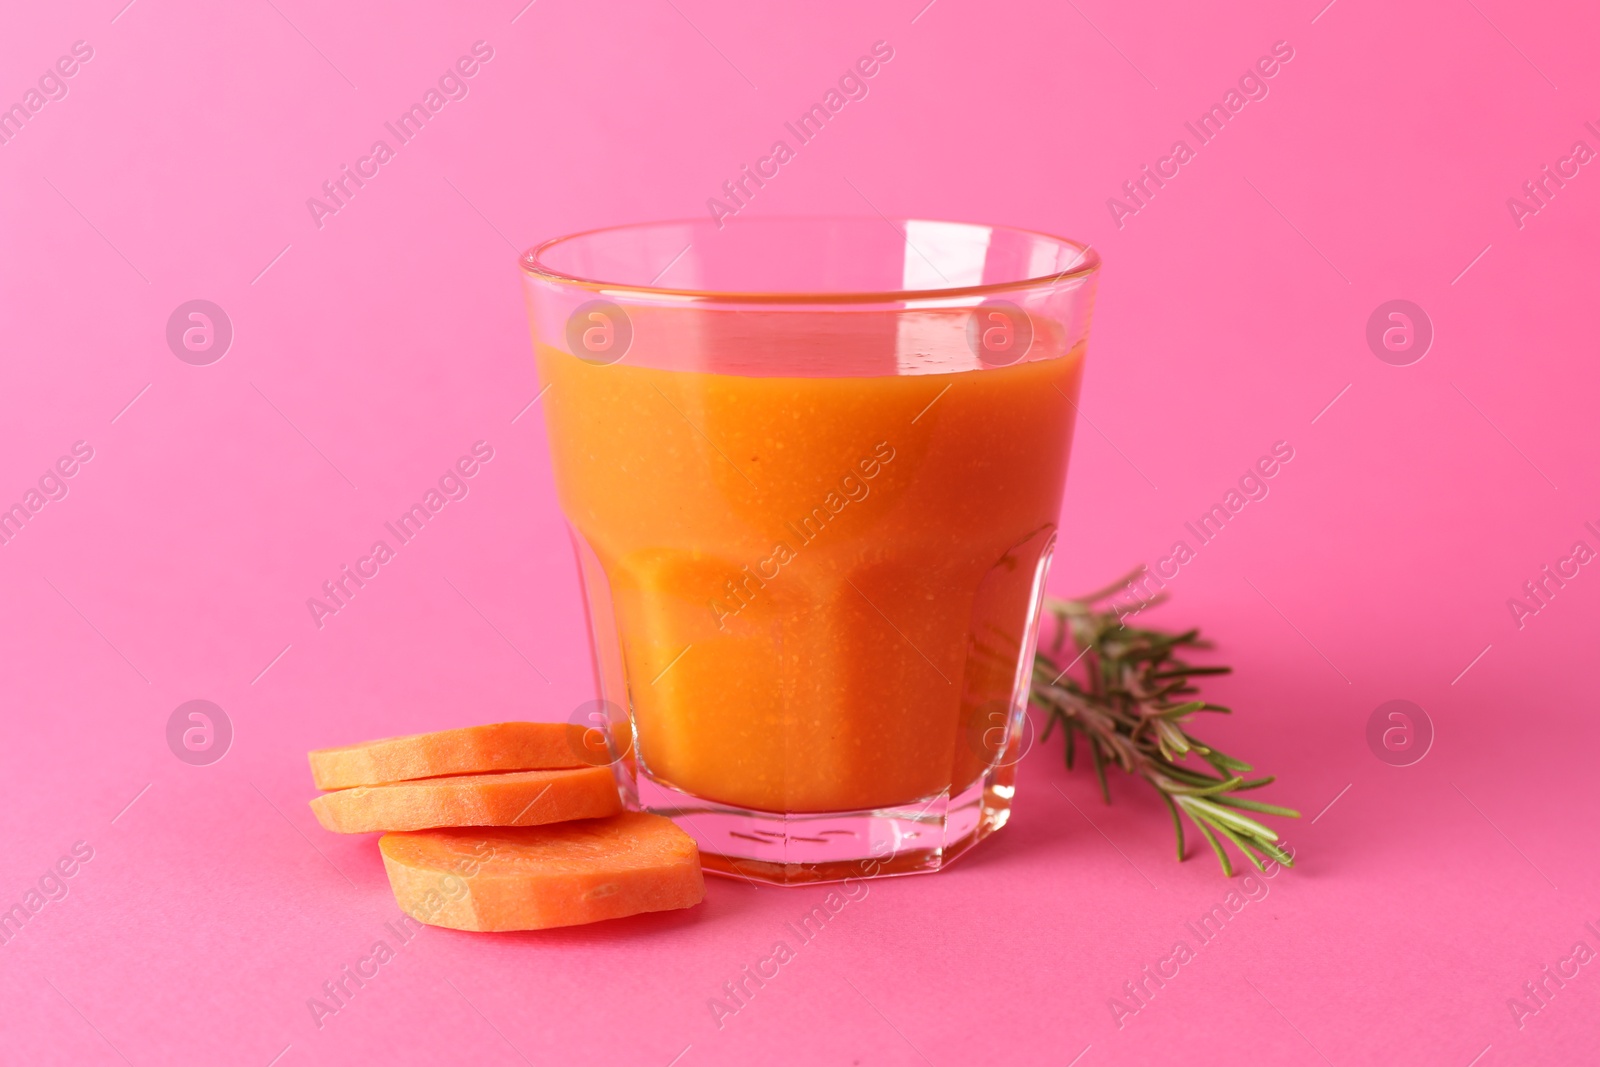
[2,0,1597,1064]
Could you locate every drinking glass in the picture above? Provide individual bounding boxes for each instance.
[521,218,1099,885]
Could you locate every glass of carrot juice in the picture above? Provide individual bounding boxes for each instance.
[520,218,1099,885]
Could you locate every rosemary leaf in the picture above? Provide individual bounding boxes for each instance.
[1212,795,1301,818]
[1189,814,1234,878]
[1089,734,1111,803]
[1178,793,1278,842]
[1161,793,1185,862]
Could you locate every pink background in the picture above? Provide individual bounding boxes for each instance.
[3,0,1598,1063]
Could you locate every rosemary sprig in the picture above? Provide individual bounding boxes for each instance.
[1031,568,1298,877]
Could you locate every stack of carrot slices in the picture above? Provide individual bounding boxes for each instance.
[307,722,704,931]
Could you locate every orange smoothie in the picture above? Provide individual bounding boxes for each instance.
[537,338,1084,815]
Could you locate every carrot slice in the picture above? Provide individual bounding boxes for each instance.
[308,767,621,834]
[307,721,605,791]
[379,813,704,931]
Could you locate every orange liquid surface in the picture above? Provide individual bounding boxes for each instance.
[537,344,1083,813]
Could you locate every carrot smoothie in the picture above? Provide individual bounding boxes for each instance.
[536,336,1084,814]
[522,217,1100,881]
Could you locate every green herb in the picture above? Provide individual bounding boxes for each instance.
[1030,568,1298,877]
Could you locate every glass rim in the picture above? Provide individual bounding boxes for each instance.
[519,216,1100,306]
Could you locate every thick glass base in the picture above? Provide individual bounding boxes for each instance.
[633,771,1015,886]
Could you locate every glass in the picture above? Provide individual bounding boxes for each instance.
[520,217,1099,885]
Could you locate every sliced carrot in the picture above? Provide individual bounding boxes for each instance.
[379,812,704,931]
[308,766,621,834]
[307,721,602,791]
